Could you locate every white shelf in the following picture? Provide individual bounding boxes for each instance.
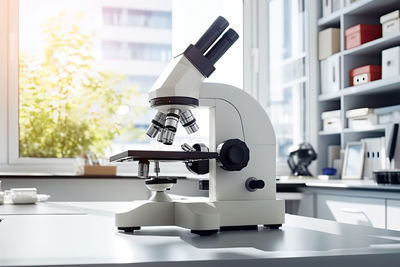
[319,130,341,136]
[343,125,387,134]
[318,0,400,27]
[343,33,400,56]
[342,76,400,96]
[318,11,341,27]
[318,92,341,101]
[345,0,400,16]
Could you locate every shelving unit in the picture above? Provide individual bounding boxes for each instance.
[316,0,400,175]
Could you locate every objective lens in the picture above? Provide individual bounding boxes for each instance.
[156,108,180,145]
[162,128,175,145]
[164,108,180,132]
[146,111,166,138]
[138,160,150,178]
[157,128,167,143]
[180,110,199,134]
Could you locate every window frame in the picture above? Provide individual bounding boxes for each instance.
[245,0,318,176]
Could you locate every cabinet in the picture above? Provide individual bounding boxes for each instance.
[317,0,400,175]
[387,199,400,231]
[316,194,385,228]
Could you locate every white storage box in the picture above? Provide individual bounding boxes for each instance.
[322,110,341,132]
[321,54,340,94]
[320,59,328,94]
[382,46,400,79]
[348,116,377,129]
[345,107,374,119]
[375,104,400,124]
[318,28,340,60]
[322,0,343,17]
[332,0,342,13]
[345,0,357,6]
[322,0,332,18]
[346,108,377,129]
[380,10,400,37]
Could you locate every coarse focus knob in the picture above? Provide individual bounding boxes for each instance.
[217,139,249,171]
[245,177,265,192]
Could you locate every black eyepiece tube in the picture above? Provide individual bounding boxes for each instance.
[195,16,229,54]
[205,28,239,65]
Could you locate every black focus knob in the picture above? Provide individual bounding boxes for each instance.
[185,143,210,175]
[217,139,250,171]
[245,177,265,192]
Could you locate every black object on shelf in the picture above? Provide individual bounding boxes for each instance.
[373,170,400,184]
[387,123,399,162]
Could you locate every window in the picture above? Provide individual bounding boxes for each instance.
[127,10,172,29]
[103,7,122,26]
[243,0,311,175]
[102,41,172,61]
[268,0,308,172]
[102,7,172,29]
[1,0,243,173]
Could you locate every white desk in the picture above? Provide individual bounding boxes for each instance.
[1,202,400,267]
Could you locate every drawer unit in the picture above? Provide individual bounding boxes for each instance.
[387,199,400,231]
[382,46,400,79]
[317,194,385,228]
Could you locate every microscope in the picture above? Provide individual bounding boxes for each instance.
[111,16,285,235]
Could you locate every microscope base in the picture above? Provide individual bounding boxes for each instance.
[115,199,285,235]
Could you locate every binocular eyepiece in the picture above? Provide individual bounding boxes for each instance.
[146,109,199,145]
[145,16,238,146]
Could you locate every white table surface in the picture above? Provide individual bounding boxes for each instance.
[1,201,400,267]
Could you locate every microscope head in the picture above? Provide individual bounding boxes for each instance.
[146,16,239,145]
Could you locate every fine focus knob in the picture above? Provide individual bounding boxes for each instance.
[245,177,265,192]
[217,139,249,171]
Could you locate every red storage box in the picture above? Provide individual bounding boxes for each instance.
[345,24,382,50]
[350,65,381,86]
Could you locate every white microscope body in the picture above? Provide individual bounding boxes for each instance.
[113,17,285,235]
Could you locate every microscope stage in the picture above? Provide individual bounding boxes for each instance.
[110,150,218,162]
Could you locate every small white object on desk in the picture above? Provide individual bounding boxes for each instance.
[380,10,400,37]
[2,188,50,204]
[10,188,37,204]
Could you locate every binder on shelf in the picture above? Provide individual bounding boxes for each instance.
[361,137,386,179]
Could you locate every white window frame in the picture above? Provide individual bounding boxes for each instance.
[244,0,318,176]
